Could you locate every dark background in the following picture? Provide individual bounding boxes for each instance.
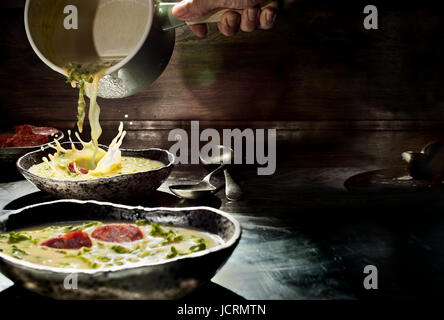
[3,1,444,136]
[2,0,444,163]
[3,0,444,300]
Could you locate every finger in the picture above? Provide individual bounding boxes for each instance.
[173,0,264,20]
[240,7,260,32]
[172,0,208,20]
[259,7,276,30]
[190,24,208,38]
[217,11,241,36]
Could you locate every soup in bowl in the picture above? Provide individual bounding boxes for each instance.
[16,142,174,201]
[0,200,241,299]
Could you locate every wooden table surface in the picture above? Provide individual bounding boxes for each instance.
[2,130,444,300]
[2,0,444,300]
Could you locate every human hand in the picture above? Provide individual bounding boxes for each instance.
[172,0,278,37]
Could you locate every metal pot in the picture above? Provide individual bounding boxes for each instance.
[25,0,277,98]
[24,0,186,98]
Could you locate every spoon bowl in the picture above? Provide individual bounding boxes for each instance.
[169,182,218,200]
[169,164,225,200]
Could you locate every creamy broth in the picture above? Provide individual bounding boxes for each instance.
[32,65,165,180]
[0,222,221,269]
[29,155,165,180]
[40,64,135,179]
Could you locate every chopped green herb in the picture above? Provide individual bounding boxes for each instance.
[150,223,176,239]
[81,221,102,229]
[190,242,206,252]
[76,255,98,268]
[11,245,27,259]
[162,235,183,245]
[149,222,166,237]
[135,219,149,226]
[8,232,30,244]
[111,245,132,254]
[166,246,178,259]
[138,251,151,258]
[97,256,111,262]
[63,225,78,232]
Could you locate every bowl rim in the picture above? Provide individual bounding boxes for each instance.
[16,142,175,183]
[0,199,242,275]
[0,131,64,150]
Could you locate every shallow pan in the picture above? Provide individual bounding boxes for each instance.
[16,142,175,201]
[0,199,241,299]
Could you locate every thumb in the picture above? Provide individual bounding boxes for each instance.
[172,0,257,20]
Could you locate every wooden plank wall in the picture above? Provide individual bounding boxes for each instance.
[0,1,443,141]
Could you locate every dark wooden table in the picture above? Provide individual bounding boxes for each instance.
[2,0,444,301]
[2,129,444,300]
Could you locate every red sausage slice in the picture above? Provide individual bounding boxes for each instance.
[92,224,144,243]
[68,163,88,174]
[40,230,92,249]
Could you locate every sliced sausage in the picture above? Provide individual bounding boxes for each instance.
[40,230,92,249]
[68,163,88,174]
[92,224,144,243]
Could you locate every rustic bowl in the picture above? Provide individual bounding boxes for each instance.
[0,199,241,299]
[16,142,175,201]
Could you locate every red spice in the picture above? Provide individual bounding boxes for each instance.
[0,124,59,148]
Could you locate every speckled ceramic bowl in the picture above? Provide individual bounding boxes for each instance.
[0,200,241,299]
[16,142,174,201]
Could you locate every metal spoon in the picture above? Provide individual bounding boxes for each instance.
[224,169,242,201]
[200,145,243,201]
[169,164,225,200]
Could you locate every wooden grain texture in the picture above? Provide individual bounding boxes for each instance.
[2,130,444,299]
[1,1,444,131]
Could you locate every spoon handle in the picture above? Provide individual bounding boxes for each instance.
[202,164,225,183]
[224,169,242,201]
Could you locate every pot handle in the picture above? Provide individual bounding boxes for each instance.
[158,1,278,31]
[0,210,11,217]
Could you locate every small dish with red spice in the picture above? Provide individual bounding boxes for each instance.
[0,125,63,175]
